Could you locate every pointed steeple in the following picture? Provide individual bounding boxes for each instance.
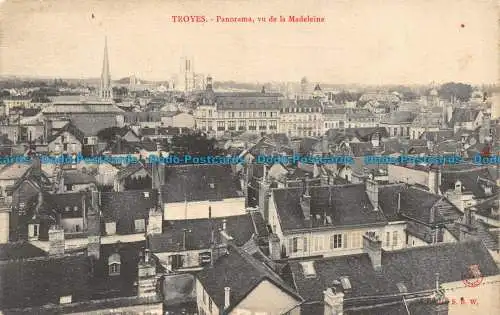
[100,36,113,100]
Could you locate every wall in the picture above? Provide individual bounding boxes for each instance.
[231,280,300,315]
[406,234,428,247]
[443,275,500,315]
[0,210,9,244]
[48,131,82,154]
[162,273,196,303]
[172,113,195,128]
[388,165,428,186]
[196,279,220,315]
[68,302,164,315]
[155,248,209,270]
[381,222,407,251]
[163,198,246,220]
[61,218,84,233]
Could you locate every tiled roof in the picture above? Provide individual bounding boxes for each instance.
[116,163,151,181]
[197,244,302,312]
[149,214,255,252]
[281,99,323,108]
[380,111,416,125]
[100,189,157,234]
[0,253,91,309]
[450,108,481,125]
[215,96,282,110]
[0,241,47,261]
[441,167,497,199]
[380,185,462,224]
[62,170,96,185]
[42,102,124,114]
[272,184,387,232]
[287,240,498,305]
[161,165,242,203]
[326,127,387,143]
[47,122,86,144]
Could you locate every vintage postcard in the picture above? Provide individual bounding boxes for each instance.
[0,0,499,314]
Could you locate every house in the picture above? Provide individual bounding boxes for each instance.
[161,165,245,220]
[196,243,303,315]
[378,183,462,247]
[100,189,158,236]
[449,108,484,131]
[47,122,85,154]
[284,237,499,315]
[59,169,97,192]
[0,231,163,314]
[149,213,260,272]
[160,111,195,128]
[113,162,152,192]
[267,179,399,260]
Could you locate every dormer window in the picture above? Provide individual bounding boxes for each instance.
[134,219,145,232]
[108,253,121,276]
[209,183,215,189]
[28,223,39,239]
[300,261,316,278]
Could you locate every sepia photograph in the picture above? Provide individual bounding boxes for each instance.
[0,0,499,314]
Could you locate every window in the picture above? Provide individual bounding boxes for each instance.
[238,120,246,130]
[217,121,225,131]
[108,253,121,276]
[269,120,278,130]
[249,120,257,130]
[209,298,213,313]
[386,232,390,246]
[259,121,267,130]
[331,234,343,249]
[228,120,236,130]
[28,224,39,238]
[109,263,120,275]
[393,231,398,247]
[303,236,308,252]
[289,237,298,253]
[315,236,324,251]
[135,219,145,232]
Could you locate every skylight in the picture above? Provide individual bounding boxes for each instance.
[300,261,316,278]
[396,282,408,293]
[326,215,333,224]
[340,276,352,290]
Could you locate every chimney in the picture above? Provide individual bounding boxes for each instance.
[428,166,442,195]
[87,206,101,260]
[91,190,101,210]
[363,232,382,271]
[147,207,163,235]
[269,233,281,260]
[224,287,231,310]
[0,199,10,244]
[322,136,329,153]
[222,218,227,231]
[300,177,312,226]
[48,225,65,256]
[397,192,401,214]
[31,155,42,178]
[44,120,53,144]
[365,179,379,211]
[258,167,271,221]
[323,287,344,315]
[137,248,157,298]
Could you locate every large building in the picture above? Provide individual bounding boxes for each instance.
[194,77,283,137]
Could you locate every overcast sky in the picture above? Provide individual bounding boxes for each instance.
[0,0,498,85]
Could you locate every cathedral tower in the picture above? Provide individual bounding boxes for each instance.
[99,37,113,101]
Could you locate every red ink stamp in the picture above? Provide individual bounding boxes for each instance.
[462,264,483,288]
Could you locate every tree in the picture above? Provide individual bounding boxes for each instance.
[170,131,223,156]
[438,82,473,102]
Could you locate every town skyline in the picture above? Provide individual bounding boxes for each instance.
[1,0,498,85]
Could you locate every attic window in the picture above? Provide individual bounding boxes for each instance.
[209,183,215,189]
[340,276,352,290]
[73,206,78,212]
[300,261,316,278]
[326,215,333,224]
[396,282,408,293]
[143,192,150,198]
[108,253,121,276]
[65,206,70,212]
[59,295,72,304]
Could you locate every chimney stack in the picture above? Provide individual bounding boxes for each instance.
[397,192,401,214]
[323,287,344,315]
[222,218,227,231]
[137,248,157,298]
[87,206,101,260]
[365,178,379,211]
[363,232,382,271]
[48,225,65,256]
[0,199,10,244]
[224,287,231,310]
[300,176,312,227]
[269,233,281,260]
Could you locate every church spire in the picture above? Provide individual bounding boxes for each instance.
[100,36,113,101]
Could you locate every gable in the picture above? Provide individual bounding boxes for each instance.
[122,130,141,142]
[49,131,81,145]
[232,279,301,314]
